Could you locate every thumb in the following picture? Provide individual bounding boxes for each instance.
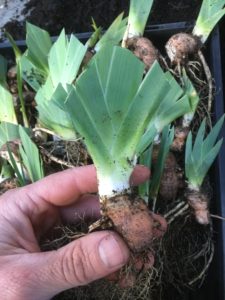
[24,231,129,299]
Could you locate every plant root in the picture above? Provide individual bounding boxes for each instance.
[40,224,88,252]
[88,216,113,232]
[152,214,214,299]
[164,200,187,219]
[188,242,214,285]
[166,203,189,225]
[197,50,213,114]
[33,126,60,137]
[53,211,214,300]
[40,147,74,169]
[44,199,215,300]
[210,214,225,221]
[38,139,90,174]
[184,51,213,132]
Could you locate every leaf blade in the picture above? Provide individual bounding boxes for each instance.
[18,126,44,182]
[26,22,52,74]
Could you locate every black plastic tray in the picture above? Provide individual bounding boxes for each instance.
[208,24,225,300]
[144,23,225,300]
[0,22,224,300]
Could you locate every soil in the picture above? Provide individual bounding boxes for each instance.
[1,0,202,41]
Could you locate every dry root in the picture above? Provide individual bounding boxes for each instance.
[155,213,214,296]
[52,209,214,300]
[197,50,213,114]
[186,53,214,132]
[41,224,88,252]
[38,139,90,174]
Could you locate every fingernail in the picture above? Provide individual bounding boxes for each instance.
[99,234,129,268]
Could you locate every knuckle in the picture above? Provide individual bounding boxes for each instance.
[61,240,95,286]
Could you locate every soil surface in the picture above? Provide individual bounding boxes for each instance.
[0,0,202,41]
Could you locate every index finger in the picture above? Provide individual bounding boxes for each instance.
[25,164,150,206]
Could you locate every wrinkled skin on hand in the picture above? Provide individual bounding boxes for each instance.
[0,165,152,300]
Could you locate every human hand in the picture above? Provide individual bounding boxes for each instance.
[0,165,150,300]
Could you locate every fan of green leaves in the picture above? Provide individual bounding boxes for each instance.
[47,29,86,89]
[94,13,127,51]
[21,22,52,91]
[35,83,75,139]
[23,25,86,91]
[127,0,154,37]
[137,71,191,154]
[21,23,87,139]
[193,0,225,43]
[60,45,191,193]
[185,115,224,189]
